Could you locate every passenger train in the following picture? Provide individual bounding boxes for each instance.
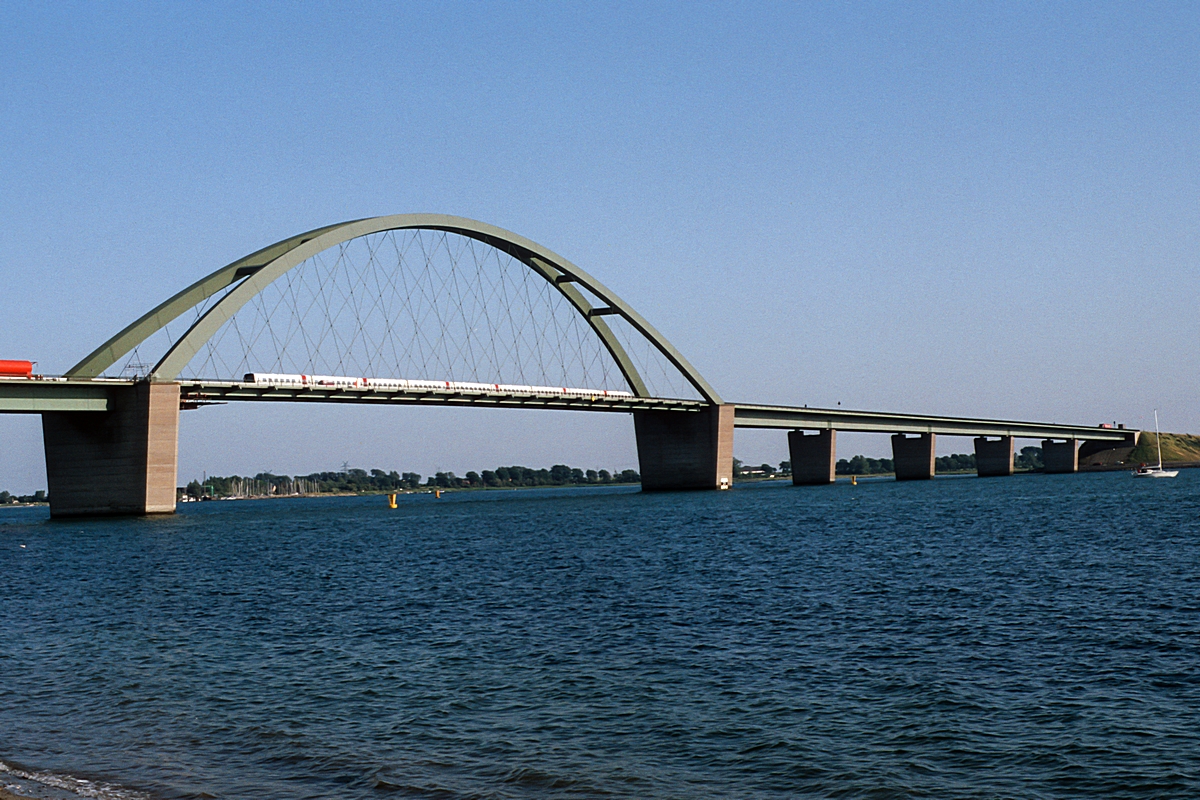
[242,373,635,398]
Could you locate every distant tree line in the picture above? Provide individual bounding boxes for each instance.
[935,454,976,472]
[1015,447,1043,470]
[733,458,791,478]
[184,464,641,499]
[738,451,1042,478]
[831,446,1045,475]
[473,465,640,488]
[0,489,47,505]
[837,456,895,475]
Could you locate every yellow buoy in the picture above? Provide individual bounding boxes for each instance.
[851,475,857,486]
[435,488,442,499]
[387,493,397,509]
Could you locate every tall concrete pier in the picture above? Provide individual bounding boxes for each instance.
[974,436,1014,477]
[1042,439,1079,474]
[634,405,734,490]
[788,429,836,485]
[891,433,936,480]
[41,382,180,518]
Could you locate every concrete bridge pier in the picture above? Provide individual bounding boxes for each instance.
[974,436,1014,477]
[41,382,180,518]
[1042,439,1078,474]
[788,429,836,485]
[634,405,734,490]
[891,433,935,480]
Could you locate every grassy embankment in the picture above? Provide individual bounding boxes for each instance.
[1125,432,1200,465]
[1082,431,1200,468]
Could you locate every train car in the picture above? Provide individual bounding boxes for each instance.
[305,375,360,388]
[242,372,635,398]
[244,373,364,389]
[363,377,410,391]
[496,383,535,394]
[448,381,495,393]
[243,373,304,387]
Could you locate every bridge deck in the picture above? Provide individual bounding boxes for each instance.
[0,378,1136,442]
[0,378,112,412]
[732,403,1134,442]
[177,380,706,413]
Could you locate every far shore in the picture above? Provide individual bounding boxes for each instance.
[179,481,643,503]
[10,462,1197,510]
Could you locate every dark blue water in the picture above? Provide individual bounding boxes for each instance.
[2,472,1199,799]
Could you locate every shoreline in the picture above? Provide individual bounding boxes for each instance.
[12,463,1196,512]
[180,481,643,503]
[0,758,147,800]
[1079,460,1200,473]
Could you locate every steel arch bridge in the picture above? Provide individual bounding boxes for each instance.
[0,213,1137,517]
[69,213,722,406]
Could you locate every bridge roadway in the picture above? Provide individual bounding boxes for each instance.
[1,377,1133,442]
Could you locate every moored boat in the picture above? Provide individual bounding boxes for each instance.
[1132,410,1178,478]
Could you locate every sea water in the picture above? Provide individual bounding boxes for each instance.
[1,472,1198,799]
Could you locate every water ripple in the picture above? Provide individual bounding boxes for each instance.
[1,473,1199,798]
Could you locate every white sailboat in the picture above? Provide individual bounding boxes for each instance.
[1133,410,1178,478]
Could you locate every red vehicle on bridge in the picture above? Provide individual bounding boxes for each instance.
[0,360,33,378]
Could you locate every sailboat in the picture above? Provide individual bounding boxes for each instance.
[1132,410,1179,478]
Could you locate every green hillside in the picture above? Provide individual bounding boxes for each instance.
[1126,432,1200,465]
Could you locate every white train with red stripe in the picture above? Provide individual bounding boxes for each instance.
[242,373,634,398]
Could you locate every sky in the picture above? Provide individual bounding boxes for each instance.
[1,2,1197,492]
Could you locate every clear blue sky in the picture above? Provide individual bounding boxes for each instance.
[2,2,1197,492]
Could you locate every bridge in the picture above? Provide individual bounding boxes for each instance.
[0,214,1136,517]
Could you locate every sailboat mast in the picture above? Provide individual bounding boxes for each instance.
[1155,410,1164,470]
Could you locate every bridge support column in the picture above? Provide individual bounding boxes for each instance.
[42,382,180,517]
[891,433,935,481]
[634,404,733,490]
[974,436,1014,477]
[788,429,836,485]
[1042,439,1078,474]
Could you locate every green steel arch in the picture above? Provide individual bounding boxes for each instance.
[67,214,723,404]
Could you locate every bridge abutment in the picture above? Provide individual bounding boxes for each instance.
[635,405,733,490]
[891,433,935,481]
[974,436,1014,477]
[42,382,180,517]
[1042,439,1078,474]
[788,429,836,485]
[1077,432,1139,467]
